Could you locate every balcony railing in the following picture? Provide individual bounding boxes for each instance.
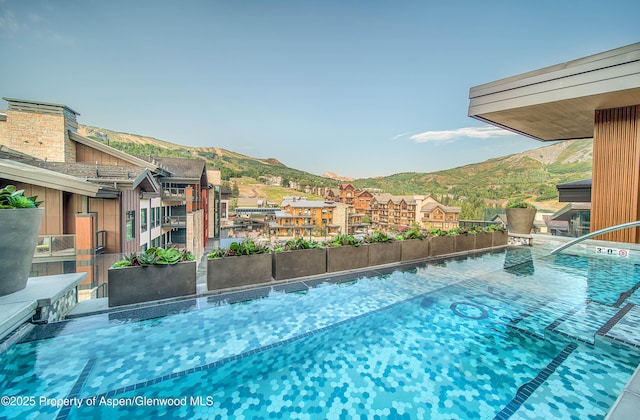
[34,234,76,258]
[96,230,106,254]
[162,215,187,227]
[161,188,195,202]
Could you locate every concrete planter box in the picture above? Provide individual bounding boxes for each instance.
[493,231,508,246]
[108,261,196,307]
[506,208,537,235]
[475,232,493,249]
[272,248,327,280]
[455,234,476,253]
[367,242,402,266]
[0,208,44,296]
[207,253,272,291]
[400,238,430,262]
[430,235,455,257]
[327,246,369,272]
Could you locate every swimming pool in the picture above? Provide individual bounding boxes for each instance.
[2,245,640,419]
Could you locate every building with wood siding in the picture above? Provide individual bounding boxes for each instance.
[0,97,210,298]
[468,43,640,243]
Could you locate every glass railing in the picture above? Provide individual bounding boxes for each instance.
[34,234,76,258]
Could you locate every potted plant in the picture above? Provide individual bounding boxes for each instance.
[325,234,368,272]
[485,223,508,247]
[449,226,476,253]
[0,185,44,296]
[207,239,272,291]
[272,238,326,280]
[429,228,455,256]
[505,201,537,235]
[364,231,401,266]
[474,225,493,249]
[108,247,196,307]
[398,227,430,262]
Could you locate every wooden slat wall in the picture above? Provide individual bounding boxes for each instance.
[12,183,63,235]
[121,189,140,254]
[591,105,640,242]
[89,197,120,254]
[75,143,133,166]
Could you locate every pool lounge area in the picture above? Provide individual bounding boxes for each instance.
[2,235,640,418]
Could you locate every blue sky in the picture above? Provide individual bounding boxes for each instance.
[1,1,638,178]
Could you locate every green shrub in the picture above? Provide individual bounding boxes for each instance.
[111,247,194,268]
[363,232,393,243]
[274,238,320,252]
[208,239,270,258]
[506,201,535,209]
[325,234,361,247]
[0,185,42,209]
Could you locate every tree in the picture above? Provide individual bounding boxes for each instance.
[231,182,240,198]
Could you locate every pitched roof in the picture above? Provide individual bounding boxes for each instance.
[0,146,157,192]
[420,202,461,213]
[141,156,206,181]
[0,148,119,197]
[281,199,336,208]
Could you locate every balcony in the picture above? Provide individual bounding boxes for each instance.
[163,215,187,228]
[162,188,191,203]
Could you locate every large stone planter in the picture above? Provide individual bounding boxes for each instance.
[493,230,508,246]
[108,260,196,307]
[506,208,537,235]
[454,234,475,253]
[367,242,402,266]
[0,208,44,296]
[400,238,430,262]
[207,253,272,291]
[430,235,455,257]
[475,232,493,249]
[272,248,327,280]
[326,246,369,272]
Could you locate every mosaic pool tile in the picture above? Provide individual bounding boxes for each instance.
[2,248,640,419]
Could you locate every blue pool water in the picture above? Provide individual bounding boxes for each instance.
[2,245,640,419]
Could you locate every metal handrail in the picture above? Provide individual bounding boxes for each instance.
[550,220,640,255]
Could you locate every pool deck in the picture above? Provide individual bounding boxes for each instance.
[607,364,640,419]
[0,272,86,344]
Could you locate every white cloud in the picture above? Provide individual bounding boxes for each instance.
[391,131,414,141]
[409,126,513,143]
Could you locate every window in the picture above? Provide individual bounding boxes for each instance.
[156,207,161,227]
[126,211,136,240]
[141,208,148,232]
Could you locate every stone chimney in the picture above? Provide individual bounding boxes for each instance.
[1,97,80,162]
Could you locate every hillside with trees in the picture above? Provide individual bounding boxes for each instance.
[79,125,592,218]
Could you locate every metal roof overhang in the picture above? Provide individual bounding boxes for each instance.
[551,202,592,222]
[0,159,119,198]
[468,43,640,141]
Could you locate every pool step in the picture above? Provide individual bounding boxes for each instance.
[544,301,618,346]
[595,303,640,351]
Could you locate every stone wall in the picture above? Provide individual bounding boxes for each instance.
[38,286,78,322]
[2,109,76,162]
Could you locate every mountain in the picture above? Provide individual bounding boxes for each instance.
[322,171,354,182]
[354,139,592,211]
[78,125,336,188]
[78,125,592,210]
